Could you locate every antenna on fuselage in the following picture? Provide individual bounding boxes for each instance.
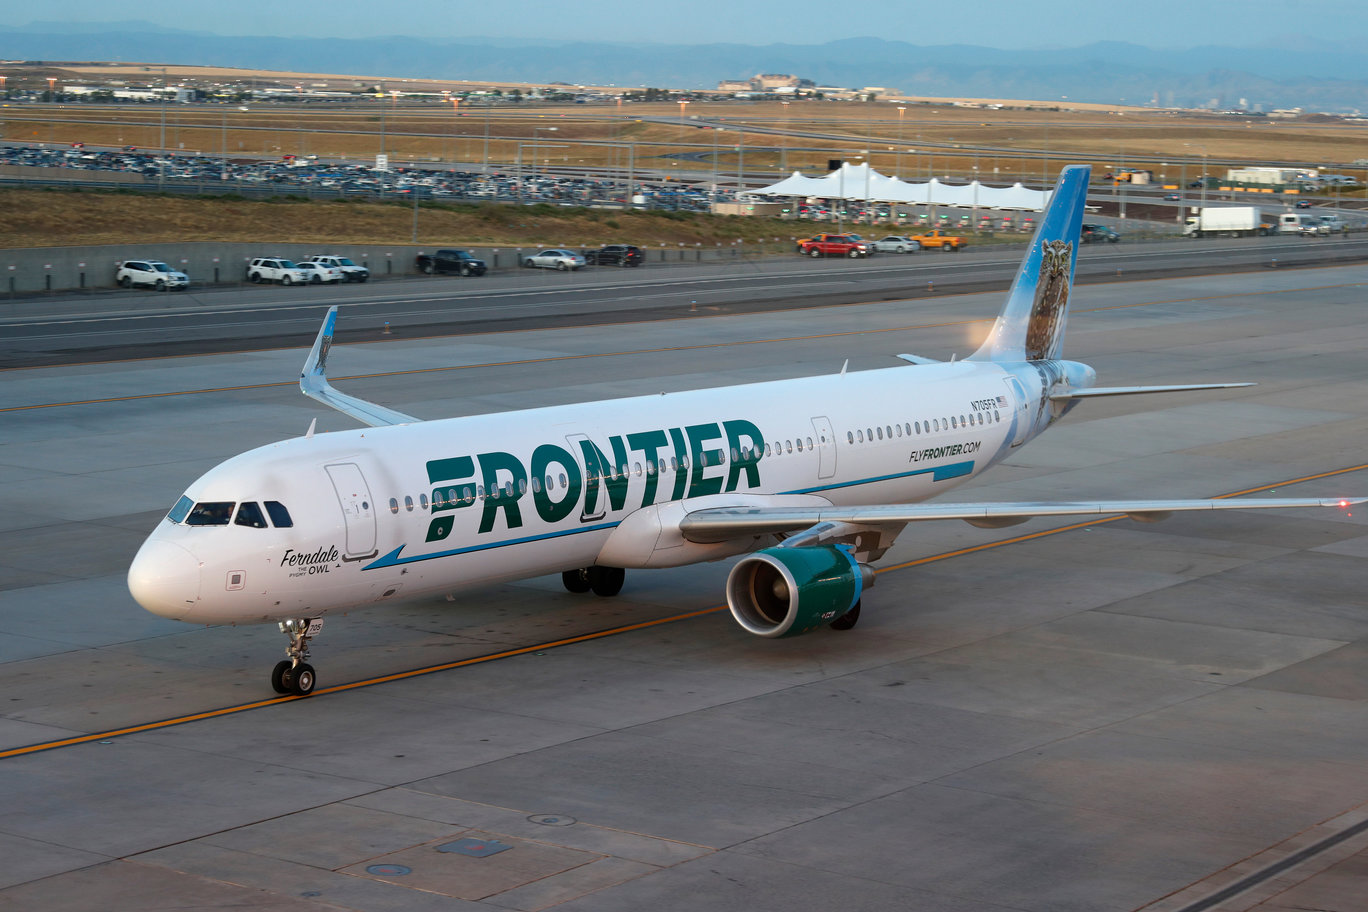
[306,418,316,439]
[840,359,848,377]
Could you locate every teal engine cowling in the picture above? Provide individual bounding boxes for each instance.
[725,546,871,637]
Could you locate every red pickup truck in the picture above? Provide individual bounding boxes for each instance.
[798,234,872,258]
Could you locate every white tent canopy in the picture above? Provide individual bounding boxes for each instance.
[746,162,1050,211]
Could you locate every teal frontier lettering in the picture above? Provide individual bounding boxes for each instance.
[423,419,765,541]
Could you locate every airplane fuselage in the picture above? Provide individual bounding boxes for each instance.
[128,357,1083,626]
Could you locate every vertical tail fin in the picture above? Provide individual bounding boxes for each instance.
[969,165,1091,362]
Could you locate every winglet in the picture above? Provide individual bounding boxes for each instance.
[299,307,421,428]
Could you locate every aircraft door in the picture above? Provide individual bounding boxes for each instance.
[1003,377,1032,447]
[810,416,836,479]
[325,462,377,559]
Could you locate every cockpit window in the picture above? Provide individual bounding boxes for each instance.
[186,502,235,526]
[264,501,293,528]
[167,495,194,524]
[234,501,268,528]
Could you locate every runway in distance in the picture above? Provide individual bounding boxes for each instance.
[127,165,1363,696]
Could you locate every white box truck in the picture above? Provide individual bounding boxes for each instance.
[1184,207,1273,237]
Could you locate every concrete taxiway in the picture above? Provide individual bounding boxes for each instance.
[1,264,1367,911]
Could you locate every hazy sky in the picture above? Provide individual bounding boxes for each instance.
[9,1,1368,47]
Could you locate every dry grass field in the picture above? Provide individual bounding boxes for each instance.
[0,187,813,249]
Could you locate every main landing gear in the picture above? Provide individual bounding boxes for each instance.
[830,600,861,630]
[561,565,625,597]
[271,618,321,696]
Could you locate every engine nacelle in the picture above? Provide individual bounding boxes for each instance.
[725,546,871,638]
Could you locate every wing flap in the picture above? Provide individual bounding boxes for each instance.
[300,306,420,428]
[679,497,1363,542]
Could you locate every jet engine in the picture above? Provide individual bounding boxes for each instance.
[725,546,873,637]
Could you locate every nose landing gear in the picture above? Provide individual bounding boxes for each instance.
[271,618,322,696]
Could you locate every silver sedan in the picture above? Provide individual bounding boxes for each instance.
[522,249,586,271]
[873,235,922,253]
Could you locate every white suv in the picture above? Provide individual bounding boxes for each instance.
[303,255,369,283]
[247,257,309,285]
[116,260,189,291]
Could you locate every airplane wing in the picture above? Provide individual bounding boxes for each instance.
[1050,383,1255,400]
[678,496,1364,542]
[299,306,421,427]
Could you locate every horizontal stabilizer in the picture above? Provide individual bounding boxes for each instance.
[300,306,420,428]
[1050,382,1255,401]
[679,496,1363,542]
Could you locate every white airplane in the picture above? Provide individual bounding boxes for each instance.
[128,165,1362,696]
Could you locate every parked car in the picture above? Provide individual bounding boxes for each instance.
[304,255,369,282]
[522,249,585,271]
[415,248,487,276]
[296,262,344,284]
[1080,224,1121,243]
[798,235,872,257]
[115,259,189,291]
[908,228,967,251]
[247,257,309,285]
[582,244,643,266]
[873,236,921,253]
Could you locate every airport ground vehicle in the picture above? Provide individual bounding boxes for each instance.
[296,262,344,284]
[1080,224,1120,243]
[1183,207,1273,238]
[798,235,871,257]
[247,257,310,285]
[415,249,488,276]
[115,260,189,291]
[582,244,643,266]
[872,236,921,253]
[304,255,369,282]
[908,228,966,251]
[522,249,586,270]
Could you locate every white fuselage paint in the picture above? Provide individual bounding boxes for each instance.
[130,357,1062,626]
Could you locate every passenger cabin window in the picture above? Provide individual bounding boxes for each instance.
[234,502,268,528]
[264,501,293,528]
[186,502,234,526]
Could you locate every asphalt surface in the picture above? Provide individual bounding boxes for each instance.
[2,253,1368,912]
[2,233,1366,368]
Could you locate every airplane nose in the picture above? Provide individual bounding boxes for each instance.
[128,539,201,619]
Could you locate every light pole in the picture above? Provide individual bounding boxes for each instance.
[532,126,558,182]
[1186,142,1208,223]
[600,141,635,209]
[896,106,906,178]
[863,151,872,225]
[678,99,689,146]
[780,100,790,172]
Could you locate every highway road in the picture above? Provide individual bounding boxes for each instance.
[3,233,1367,368]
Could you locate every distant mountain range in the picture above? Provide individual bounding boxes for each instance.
[6,23,1368,112]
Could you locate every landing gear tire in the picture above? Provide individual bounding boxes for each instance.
[273,618,321,696]
[830,600,861,630]
[288,663,316,696]
[588,565,625,597]
[561,568,592,593]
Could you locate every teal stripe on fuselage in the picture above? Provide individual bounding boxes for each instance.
[364,460,976,571]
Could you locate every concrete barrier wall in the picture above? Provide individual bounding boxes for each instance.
[0,240,777,293]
